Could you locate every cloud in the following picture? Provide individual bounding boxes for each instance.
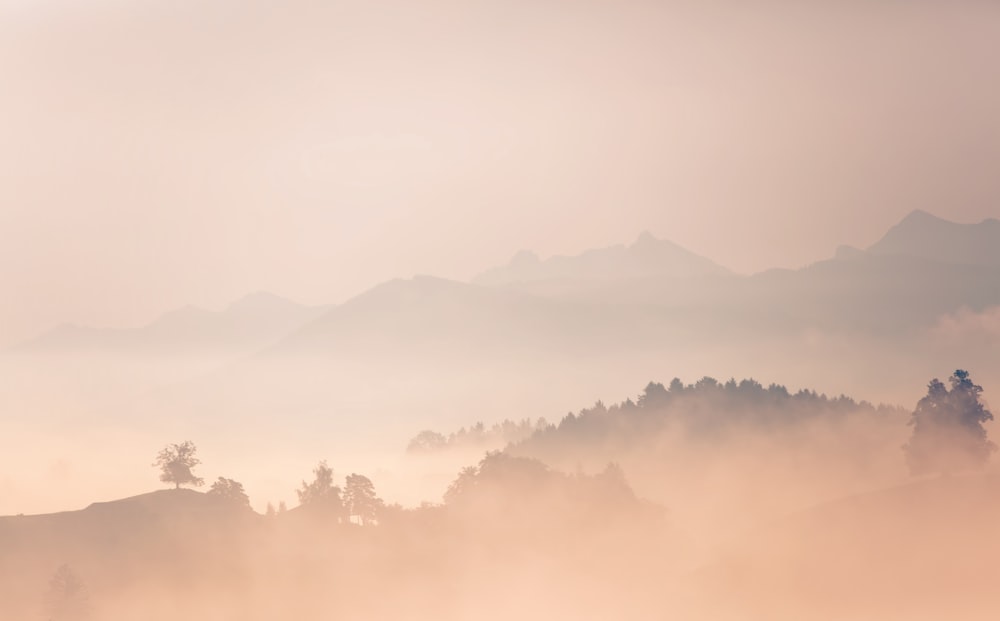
[930,306,1000,345]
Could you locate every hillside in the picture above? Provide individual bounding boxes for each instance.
[0,489,260,620]
[0,467,670,621]
[686,475,1000,621]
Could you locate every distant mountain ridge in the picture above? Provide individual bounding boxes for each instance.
[16,210,996,358]
[266,275,667,358]
[13,291,327,355]
[261,210,1000,362]
[472,231,730,286]
[858,209,1000,267]
[11,209,1000,373]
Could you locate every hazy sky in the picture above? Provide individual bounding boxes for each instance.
[1,0,998,345]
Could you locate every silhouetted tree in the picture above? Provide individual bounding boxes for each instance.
[638,381,669,408]
[444,465,480,504]
[344,473,382,525]
[407,418,547,454]
[154,441,204,489]
[407,430,448,453]
[444,451,551,504]
[207,477,250,508]
[904,370,996,476]
[45,565,89,621]
[297,460,345,520]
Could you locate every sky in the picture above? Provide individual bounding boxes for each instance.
[1,0,998,346]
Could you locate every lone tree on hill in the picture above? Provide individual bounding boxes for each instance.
[904,370,996,476]
[154,441,204,490]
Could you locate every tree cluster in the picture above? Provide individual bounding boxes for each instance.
[442,451,661,536]
[407,417,549,454]
[296,461,385,525]
[151,444,385,525]
[508,376,904,463]
[904,369,996,475]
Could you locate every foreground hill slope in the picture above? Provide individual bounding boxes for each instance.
[0,489,261,619]
[687,474,1000,621]
[5,472,999,620]
[0,466,670,621]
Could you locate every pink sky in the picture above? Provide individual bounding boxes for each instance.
[1,0,998,345]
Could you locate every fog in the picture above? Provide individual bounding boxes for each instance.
[4,0,1000,618]
[3,217,1000,618]
[3,376,999,620]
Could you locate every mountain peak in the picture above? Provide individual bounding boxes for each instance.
[472,234,728,286]
[897,209,947,226]
[633,230,658,246]
[509,250,541,266]
[867,210,1000,267]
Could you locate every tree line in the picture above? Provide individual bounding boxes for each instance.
[407,417,549,454]
[154,443,386,525]
[415,371,994,479]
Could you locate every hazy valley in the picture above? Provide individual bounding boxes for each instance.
[4,1,999,617]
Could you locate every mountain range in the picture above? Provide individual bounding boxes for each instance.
[472,230,730,286]
[13,291,327,356]
[3,210,999,527]
[15,210,1000,359]
[5,210,999,422]
[269,210,1000,359]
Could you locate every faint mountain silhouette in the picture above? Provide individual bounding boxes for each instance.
[473,231,730,286]
[267,275,664,357]
[14,292,326,355]
[250,214,1000,382]
[865,209,1000,267]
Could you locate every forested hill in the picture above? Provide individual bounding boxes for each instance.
[502,376,912,522]
[516,377,905,452]
[408,377,906,459]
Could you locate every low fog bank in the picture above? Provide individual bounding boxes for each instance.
[4,462,1000,620]
[5,233,1000,518]
[684,474,1000,621]
[0,455,673,621]
[505,377,914,547]
[3,369,996,620]
[3,333,984,516]
[4,211,1000,518]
